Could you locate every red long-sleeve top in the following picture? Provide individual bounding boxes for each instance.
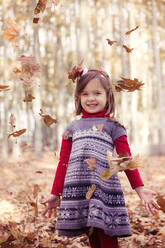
[51,111,144,195]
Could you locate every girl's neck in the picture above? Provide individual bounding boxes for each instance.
[81,109,110,118]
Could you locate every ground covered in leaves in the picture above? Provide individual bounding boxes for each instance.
[0,152,165,248]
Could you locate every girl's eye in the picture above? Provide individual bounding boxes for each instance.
[82,93,88,96]
[95,92,101,95]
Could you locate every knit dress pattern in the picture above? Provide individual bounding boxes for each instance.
[56,117,132,237]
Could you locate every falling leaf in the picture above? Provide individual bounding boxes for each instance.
[8,128,26,138]
[33,0,48,23]
[52,0,60,6]
[92,124,104,132]
[156,194,165,213]
[35,170,43,174]
[21,143,33,152]
[122,45,134,53]
[97,124,103,132]
[0,85,10,91]
[13,67,21,74]
[86,184,96,200]
[115,77,144,92]
[106,39,117,46]
[63,131,72,140]
[33,184,41,199]
[68,60,83,82]
[18,55,40,88]
[84,157,97,170]
[23,94,35,102]
[125,26,139,35]
[101,153,141,181]
[39,109,57,127]
[2,18,21,51]
[29,201,38,217]
[9,114,16,131]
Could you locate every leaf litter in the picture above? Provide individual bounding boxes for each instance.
[0,153,164,247]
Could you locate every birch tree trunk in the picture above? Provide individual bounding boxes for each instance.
[152,0,165,146]
[32,23,42,156]
[1,0,9,161]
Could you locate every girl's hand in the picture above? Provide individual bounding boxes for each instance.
[41,195,61,218]
[135,186,160,215]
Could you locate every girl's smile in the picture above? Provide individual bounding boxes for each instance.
[80,78,107,114]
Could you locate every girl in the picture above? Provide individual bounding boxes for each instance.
[42,69,159,248]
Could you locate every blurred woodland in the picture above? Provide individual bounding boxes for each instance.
[0,0,165,160]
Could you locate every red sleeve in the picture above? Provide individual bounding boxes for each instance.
[114,135,144,189]
[51,138,72,195]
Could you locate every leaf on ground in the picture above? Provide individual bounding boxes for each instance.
[39,109,57,127]
[68,60,83,82]
[8,128,26,138]
[156,194,165,213]
[115,77,144,92]
[86,184,96,200]
[0,85,10,91]
[122,45,134,53]
[0,234,10,244]
[84,157,97,170]
[23,94,35,102]
[106,39,117,46]
[125,26,139,35]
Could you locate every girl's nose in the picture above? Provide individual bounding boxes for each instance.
[88,94,95,101]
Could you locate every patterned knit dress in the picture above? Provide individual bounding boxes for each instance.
[56,117,132,237]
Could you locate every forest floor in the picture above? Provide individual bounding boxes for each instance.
[0,152,165,248]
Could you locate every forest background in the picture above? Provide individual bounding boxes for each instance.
[0,0,165,160]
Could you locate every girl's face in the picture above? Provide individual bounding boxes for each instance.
[80,78,107,114]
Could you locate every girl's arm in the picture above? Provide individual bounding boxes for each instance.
[51,138,72,195]
[114,136,159,215]
[114,135,144,189]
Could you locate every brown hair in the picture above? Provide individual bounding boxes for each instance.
[74,69,115,117]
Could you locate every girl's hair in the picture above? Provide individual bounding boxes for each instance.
[74,69,115,117]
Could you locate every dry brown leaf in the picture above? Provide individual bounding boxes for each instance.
[86,184,96,200]
[101,153,142,181]
[97,124,103,132]
[122,45,134,53]
[0,234,10,244]
[52,0,60,6]
[68,60,83,82]
[29,201,38,217]
[106,39,117,46]
[63,131,72,140]
[8,128,26,138]
[115,77,144,92]
[39,109,57,127]
[0,85,10,91]
[33,184,41,199]
[18,55,40,88]
[23,94,35,102]
[2,18,21,51]
[9,113,16,131]
[156,194,165,213]
[33,0,48,23]
[10,228,25,241]
[125,26,139,35]
[84,157,97,170]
